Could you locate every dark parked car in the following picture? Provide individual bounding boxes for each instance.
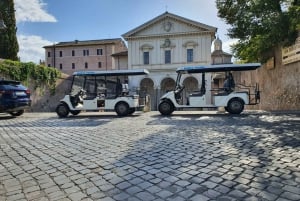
[0,80,31,116]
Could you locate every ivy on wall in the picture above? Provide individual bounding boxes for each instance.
[0,59,61,94]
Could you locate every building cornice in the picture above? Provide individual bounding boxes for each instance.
[124,31,215,41]
[43,38,124,48]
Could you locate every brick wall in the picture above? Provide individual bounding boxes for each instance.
[237,48,300,111]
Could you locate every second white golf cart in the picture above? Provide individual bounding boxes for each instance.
[56,69,149,117]
[158,63,261,115]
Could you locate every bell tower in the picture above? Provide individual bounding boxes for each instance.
[211,36,232,64]
[214,36,222,51]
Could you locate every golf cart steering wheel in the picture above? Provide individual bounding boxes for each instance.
[175,84,185,94]
[77,88,87,99]
[79,88,86,95]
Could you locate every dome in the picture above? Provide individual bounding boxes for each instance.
[214,36,222,51]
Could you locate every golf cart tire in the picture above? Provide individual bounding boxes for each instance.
[159,100,174,115]
[9,110,24,116]
[128,108,135,115]
[227,98,244,114]
[56,103,70,118]
[70,110,81,115]
[115,102,129,116]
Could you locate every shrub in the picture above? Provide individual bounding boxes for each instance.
[0,59,61,95]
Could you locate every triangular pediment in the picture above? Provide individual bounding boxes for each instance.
[122,12,217,39]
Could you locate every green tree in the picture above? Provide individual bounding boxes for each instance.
[216,0,300,63]
[0,0,19,60]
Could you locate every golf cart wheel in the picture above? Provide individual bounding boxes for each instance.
[70,110,81,115]
[115,102,129,116]
[56,103,70,118]
[227,98,244,114]
[128,108,135,115]
[9,110,24,116]
[158,100,174,115]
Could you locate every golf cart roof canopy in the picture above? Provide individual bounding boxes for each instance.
[73,69,149,76]
[176,63,261,74]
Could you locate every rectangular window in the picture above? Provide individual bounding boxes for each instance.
[72,63,75,69]
[97,49,103,55]
[187,49,193,62]
[143,52,149,65]
[83,50,89,56]
[98,62,102,68]
[85,62,88,69]
[165,50,171,64]
[59,51,63,57]
[72,50,75,56]
[48,64,51,67]
[59,64,62,69]
[48,52,51,57]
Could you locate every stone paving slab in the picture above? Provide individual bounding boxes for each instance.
[0,111,299,201]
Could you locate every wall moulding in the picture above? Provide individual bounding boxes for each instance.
[183,41,198,48]
[140,44,154,51]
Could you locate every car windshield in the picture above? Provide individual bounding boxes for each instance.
[0,80,21,86]
[0,81,25,91]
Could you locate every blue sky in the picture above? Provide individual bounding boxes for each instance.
[15,0,236,63]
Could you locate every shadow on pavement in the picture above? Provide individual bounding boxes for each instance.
[101,112,300,200]
[0,112,144,128]
[0,115,16,120]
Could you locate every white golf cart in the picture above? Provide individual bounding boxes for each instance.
[158,63,261,115]
[56,69,149,117]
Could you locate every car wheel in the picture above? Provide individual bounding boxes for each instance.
[227,98,244,114]
[158,100,174,115]
[70,110,81,115]
[9,110,24,116]
[115,102,129,116]
[56,103,70,118]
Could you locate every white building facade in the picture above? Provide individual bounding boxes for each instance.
[122,12,217,109]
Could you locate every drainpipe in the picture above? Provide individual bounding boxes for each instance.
[105,44,107,70]
[53,43,56,68]
[117,55,120,70]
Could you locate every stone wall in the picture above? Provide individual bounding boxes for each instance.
[237,48,300,111]
[28,74,72,112]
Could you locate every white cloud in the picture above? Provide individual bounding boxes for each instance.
[222,39,239,55]
[18,35,52,63]
[15,0,57,23]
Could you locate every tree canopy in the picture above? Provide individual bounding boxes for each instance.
[216,0,300,63]
[0,0,19,61]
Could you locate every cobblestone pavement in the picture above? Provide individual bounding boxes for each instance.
[0,111,299,201]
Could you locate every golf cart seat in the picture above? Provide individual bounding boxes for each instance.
[213,90,232,96]
[190,91,205,97]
